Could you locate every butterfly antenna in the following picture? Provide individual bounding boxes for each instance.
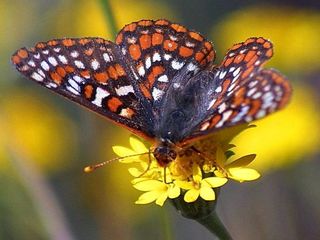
[84,152,151,173]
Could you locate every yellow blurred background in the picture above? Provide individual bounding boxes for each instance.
[1,0,320,239]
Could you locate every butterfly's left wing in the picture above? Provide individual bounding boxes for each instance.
[185,38,292,141]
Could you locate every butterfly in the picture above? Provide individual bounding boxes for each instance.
[11,19,291,167]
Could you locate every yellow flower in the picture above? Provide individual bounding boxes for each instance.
[133,179,180,206]
[214,146,260,182]
[113,134,259,206]
[175,165,227,203]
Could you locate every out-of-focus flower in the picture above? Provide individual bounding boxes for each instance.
[213,6,320,73]
[0,89,77,172]
[53,0,175,39]
[112,133,259,206]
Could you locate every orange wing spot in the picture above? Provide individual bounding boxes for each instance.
[95,38,104,44]
[56,66,66,77]
[244,38,256,45]
[36,42,46,49]
[147,66,165,86]
[62,39,75,47]
[48,40,58,46]
[84,48,94,56]
[248,100,261,116]
[94,72,109,83]
[234,54,245,64]
[266,49,273,57]
[230,43,242,50]
[233,87,246,106]
[80,70,90,78]
[138,20,153,26]
[152,33,164,45]
[246,55,258,67]
[244,50,256,62]
[65,65,75,73]
[107,97,123,112]
[206,51,215,62]
[11,55,21,64]
[79,38,90,45]
[163,40,178,51]
[84,85,94,99]
[256,37,265,44]
[171,23,187,32]
[17,49,28,58]
[123,23,137,32]
[129,44,141,60]
[204,41,213,51]
[115,64,126,76]
[224,56,234,67]
[189,31,204,41]
[108,66,118,80]
[155,19,169,26]
[139,34,152,50]
[179,46,194,57]
[115,33,123,44]
[50,71,63,84]
[221,78,231,93]
[263,41,272,49]
[242,65,254,79]
[210,114,222,127]
[139,84,152,99]
[195,52,205,62]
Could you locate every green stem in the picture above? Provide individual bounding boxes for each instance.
[99,0,118,37]
[196,211,233,240]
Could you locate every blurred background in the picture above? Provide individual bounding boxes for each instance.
[1,0,320,239]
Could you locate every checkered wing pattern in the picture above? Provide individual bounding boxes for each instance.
[187,38,292,139]
[115,19,215,110]
[11,37,154,140]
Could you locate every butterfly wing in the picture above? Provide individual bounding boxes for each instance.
[115,19,215,111]
[185,38,292,141]
[11,37,154,140]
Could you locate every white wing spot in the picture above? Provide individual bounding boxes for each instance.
[31,72,44,81]
[71,51,79,58]
[74,60,85,69]
[138,65,145,77]
[48,57,58,66]
[103,53,111,62]
[158,75,168,82]
[218,103,227,113]
[28,60,36,67]
[207,98,216,110]
[68,78,80,93]
[219,71,227,79]
[58,55,68,64]
[187,62,198,72]
[40,61,50,71]
[73,75,84,83]
[171,60,184,70]
[145,56,152,69]
[252,92,262,99]
[91,59,100,70]
[200,122,210,131]
[256,109,266,118]
[53,48,61,53]
[164,54,172,61]
[34,53,40,59]
[66,86,80,95]
[247,88,256,97]
[152,52,161,62]
[215,86,222,93]
[46,82,58,88]
[152,88,164,101]
[115,85,134,96]
[42,50,49,55]
[92,87,110,107]
[233,67,241,77]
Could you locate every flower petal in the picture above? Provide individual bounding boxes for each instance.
[226,154,256,168]
[203,177,228,187]
[175,180,194,190]
[155,192,168,206]
[168,185,180,199]
[192,165,202,182]
[134,179,165,191]
[135,191,160,204]
[200,186,216,201]
[228,167,261,182]
[184,189,200,203]
[128,167,143,177]
[129,136,148,153]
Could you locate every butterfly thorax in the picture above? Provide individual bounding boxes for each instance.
[153,139,178,167]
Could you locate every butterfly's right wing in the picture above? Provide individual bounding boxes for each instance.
[11,37,155,140]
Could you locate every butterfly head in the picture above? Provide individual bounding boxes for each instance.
[153,139,177,167]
